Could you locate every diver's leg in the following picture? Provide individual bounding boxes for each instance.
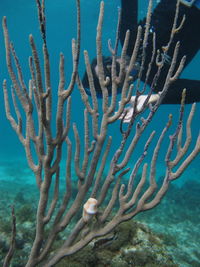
[120,0,138,56]
[179,0,200,9]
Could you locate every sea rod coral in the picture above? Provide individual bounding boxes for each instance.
[2,0,200,266]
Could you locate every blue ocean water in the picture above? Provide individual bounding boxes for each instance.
[0,0,200,266]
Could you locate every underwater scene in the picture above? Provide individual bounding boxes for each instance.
[0,0,200,266]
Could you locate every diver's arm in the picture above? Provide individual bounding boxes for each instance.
[160,79,200,104]
[120,78,200,123]
[120,0,138,56]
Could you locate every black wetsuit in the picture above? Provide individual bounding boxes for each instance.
[120,0,200,104]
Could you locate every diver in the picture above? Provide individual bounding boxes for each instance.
[82,0,200,107]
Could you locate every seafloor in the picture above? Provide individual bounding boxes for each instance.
[0,159,200,267]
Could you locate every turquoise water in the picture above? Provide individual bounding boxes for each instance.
[0,0,200,266]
